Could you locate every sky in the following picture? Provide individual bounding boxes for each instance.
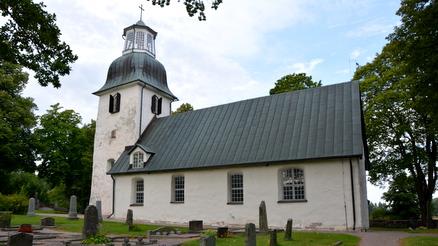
[22,0,401,203]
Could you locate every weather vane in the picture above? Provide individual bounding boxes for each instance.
[139,4,144,21]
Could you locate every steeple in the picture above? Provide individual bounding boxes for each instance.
[122,8,157,57]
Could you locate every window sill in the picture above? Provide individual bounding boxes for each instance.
[130,203,144,207]
[277,199,307,203]
[227,202,243,205]
[170,201,184,204]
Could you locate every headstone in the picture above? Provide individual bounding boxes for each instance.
[68,195,78,220]
[126,209,133,230]
[0,211,12,228]
[200,235,216,246]
[217,227,228,238]
[245,223,256,246]
[27,198,35,216]
[18,224,32,233]
[96,200,103,222]
[82,205,99,239]
[259,200,268,232]
[189,220,203,232]
[7,232,33,246]
[269,230,278,246]
[40,217,55,227]
[284,219,292,240]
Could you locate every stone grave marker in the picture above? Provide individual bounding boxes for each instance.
[245,223,256,246]
[269,229,278,246]
[126,209,133,230]
[259,200,268,232]
[68,195,78,220]
[189,220,203,232]
[7,232,33,246]
[27,198,35,216]
[0,211,12,228]
[200,235,216,246]
[284,219,292,240]
[96,200,103,222]
[217,227,228,238]
[82,205,99,239]
[40,217,55,227]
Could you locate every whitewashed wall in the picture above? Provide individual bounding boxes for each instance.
[113,157,368,230]
[90,82,172,215]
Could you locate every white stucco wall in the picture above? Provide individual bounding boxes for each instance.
[90,82,172,215]
[113,157,369,230]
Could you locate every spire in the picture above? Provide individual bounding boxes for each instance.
[139,4,144,21]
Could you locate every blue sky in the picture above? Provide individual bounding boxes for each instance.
[21,0,402,202]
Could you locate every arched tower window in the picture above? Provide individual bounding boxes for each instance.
[109,93,121,113]
[151,95,162,115]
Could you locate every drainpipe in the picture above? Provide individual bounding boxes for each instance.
[349,159,356,230]
[107,175,115,218]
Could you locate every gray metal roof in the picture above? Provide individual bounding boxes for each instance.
[93,52,177,99]
[109,81,367,174]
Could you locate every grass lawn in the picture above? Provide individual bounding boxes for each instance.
[370,227,438,234]
[11,214,185,237]
[182,231,360,246]
[401,236,438,246]
[35,209,67,214]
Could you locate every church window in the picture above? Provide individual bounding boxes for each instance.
[107,159,115,172]
[111,130,116,138]
[228,172,243,204]
[147,33,154,54]
[171,175,184,203]
[136,31,145,50]
[109,93,121,113]
[125,32,134,50]
[134,179,144,204]
[132,151,144,169]
[151,95,162,115]
[279,168,305,201]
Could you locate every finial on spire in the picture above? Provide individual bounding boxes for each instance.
[139,4,144,21]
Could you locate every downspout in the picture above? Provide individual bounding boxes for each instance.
[349,158,356,230]
[107,175,115,218]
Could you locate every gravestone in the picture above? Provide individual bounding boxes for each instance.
[259,200,268,232]
[40,217,55,226]
[68,195,78,220]
[126,209,133,230]
[217,227,228,238]
[189,220,203,232]
[200,235,216,246]
[82,205,99,239]
[245,223,256,246]
[269,230,278,246]
[284,219,292,240]
[96,200,103,222]
[27,198,35,216]
[0,211,12,228]
[7,232,33,246]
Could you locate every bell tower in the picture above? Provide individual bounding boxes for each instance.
[89,16,177,215]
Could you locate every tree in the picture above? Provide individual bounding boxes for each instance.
[173,103,194,114]
[0,0,78,87]
[354,0,437,227]
[146,0,223,21]
[0,62,37,193]
[269,73,321,95]
[382,174,419,219]
[34,104,95,211]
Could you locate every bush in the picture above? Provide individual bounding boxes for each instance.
[47,184,68,208]
[82,234,111,244]
[0,194,28,214]
[8,172,50,203]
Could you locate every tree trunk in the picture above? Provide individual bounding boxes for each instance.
[418,188,434,228]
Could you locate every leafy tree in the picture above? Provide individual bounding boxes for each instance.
[382,174,419,219]
[0,62,37,193]
[147,0,223,21]
[173,103,194,114]
[0,0,78,87]
[34,104,95,211]
[354,0,437,227]
[269,73,321,95]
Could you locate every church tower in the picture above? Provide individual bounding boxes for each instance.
[90,18,177,215]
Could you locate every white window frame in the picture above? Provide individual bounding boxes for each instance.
[228,172,243,204]
[132,151,144,169]
[171,175,184,203]
[131,178,144,205]
[278,168,306,202]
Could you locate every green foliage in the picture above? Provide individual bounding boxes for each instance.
[269,73,321,95]
[173,103,194,115]
[7,172,50,203]
[369,202,390,220]
[0,62,37,194]
[47,184,68,208]
[353,0,437,227]
[432,198,438,216]
[147,0,223,21]
[383,174,420,219]
[401,236,438,246]
[0,194,28,214]
[82,234,111,245]
[0,0,78,87]
[201,229,216,238]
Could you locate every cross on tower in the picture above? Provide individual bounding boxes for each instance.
[139,4,144,21]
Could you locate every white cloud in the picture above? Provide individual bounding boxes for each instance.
[350,48,363,60]
[289,58,324,74]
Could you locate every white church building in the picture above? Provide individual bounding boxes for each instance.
[89,19,370,231]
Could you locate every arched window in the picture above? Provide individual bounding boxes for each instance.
[109,93,121,113]
[132,151,144,169]
[279,168,305,201]
[151,95,162,115]
[132,178,144,205]
[107,159,115,172]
